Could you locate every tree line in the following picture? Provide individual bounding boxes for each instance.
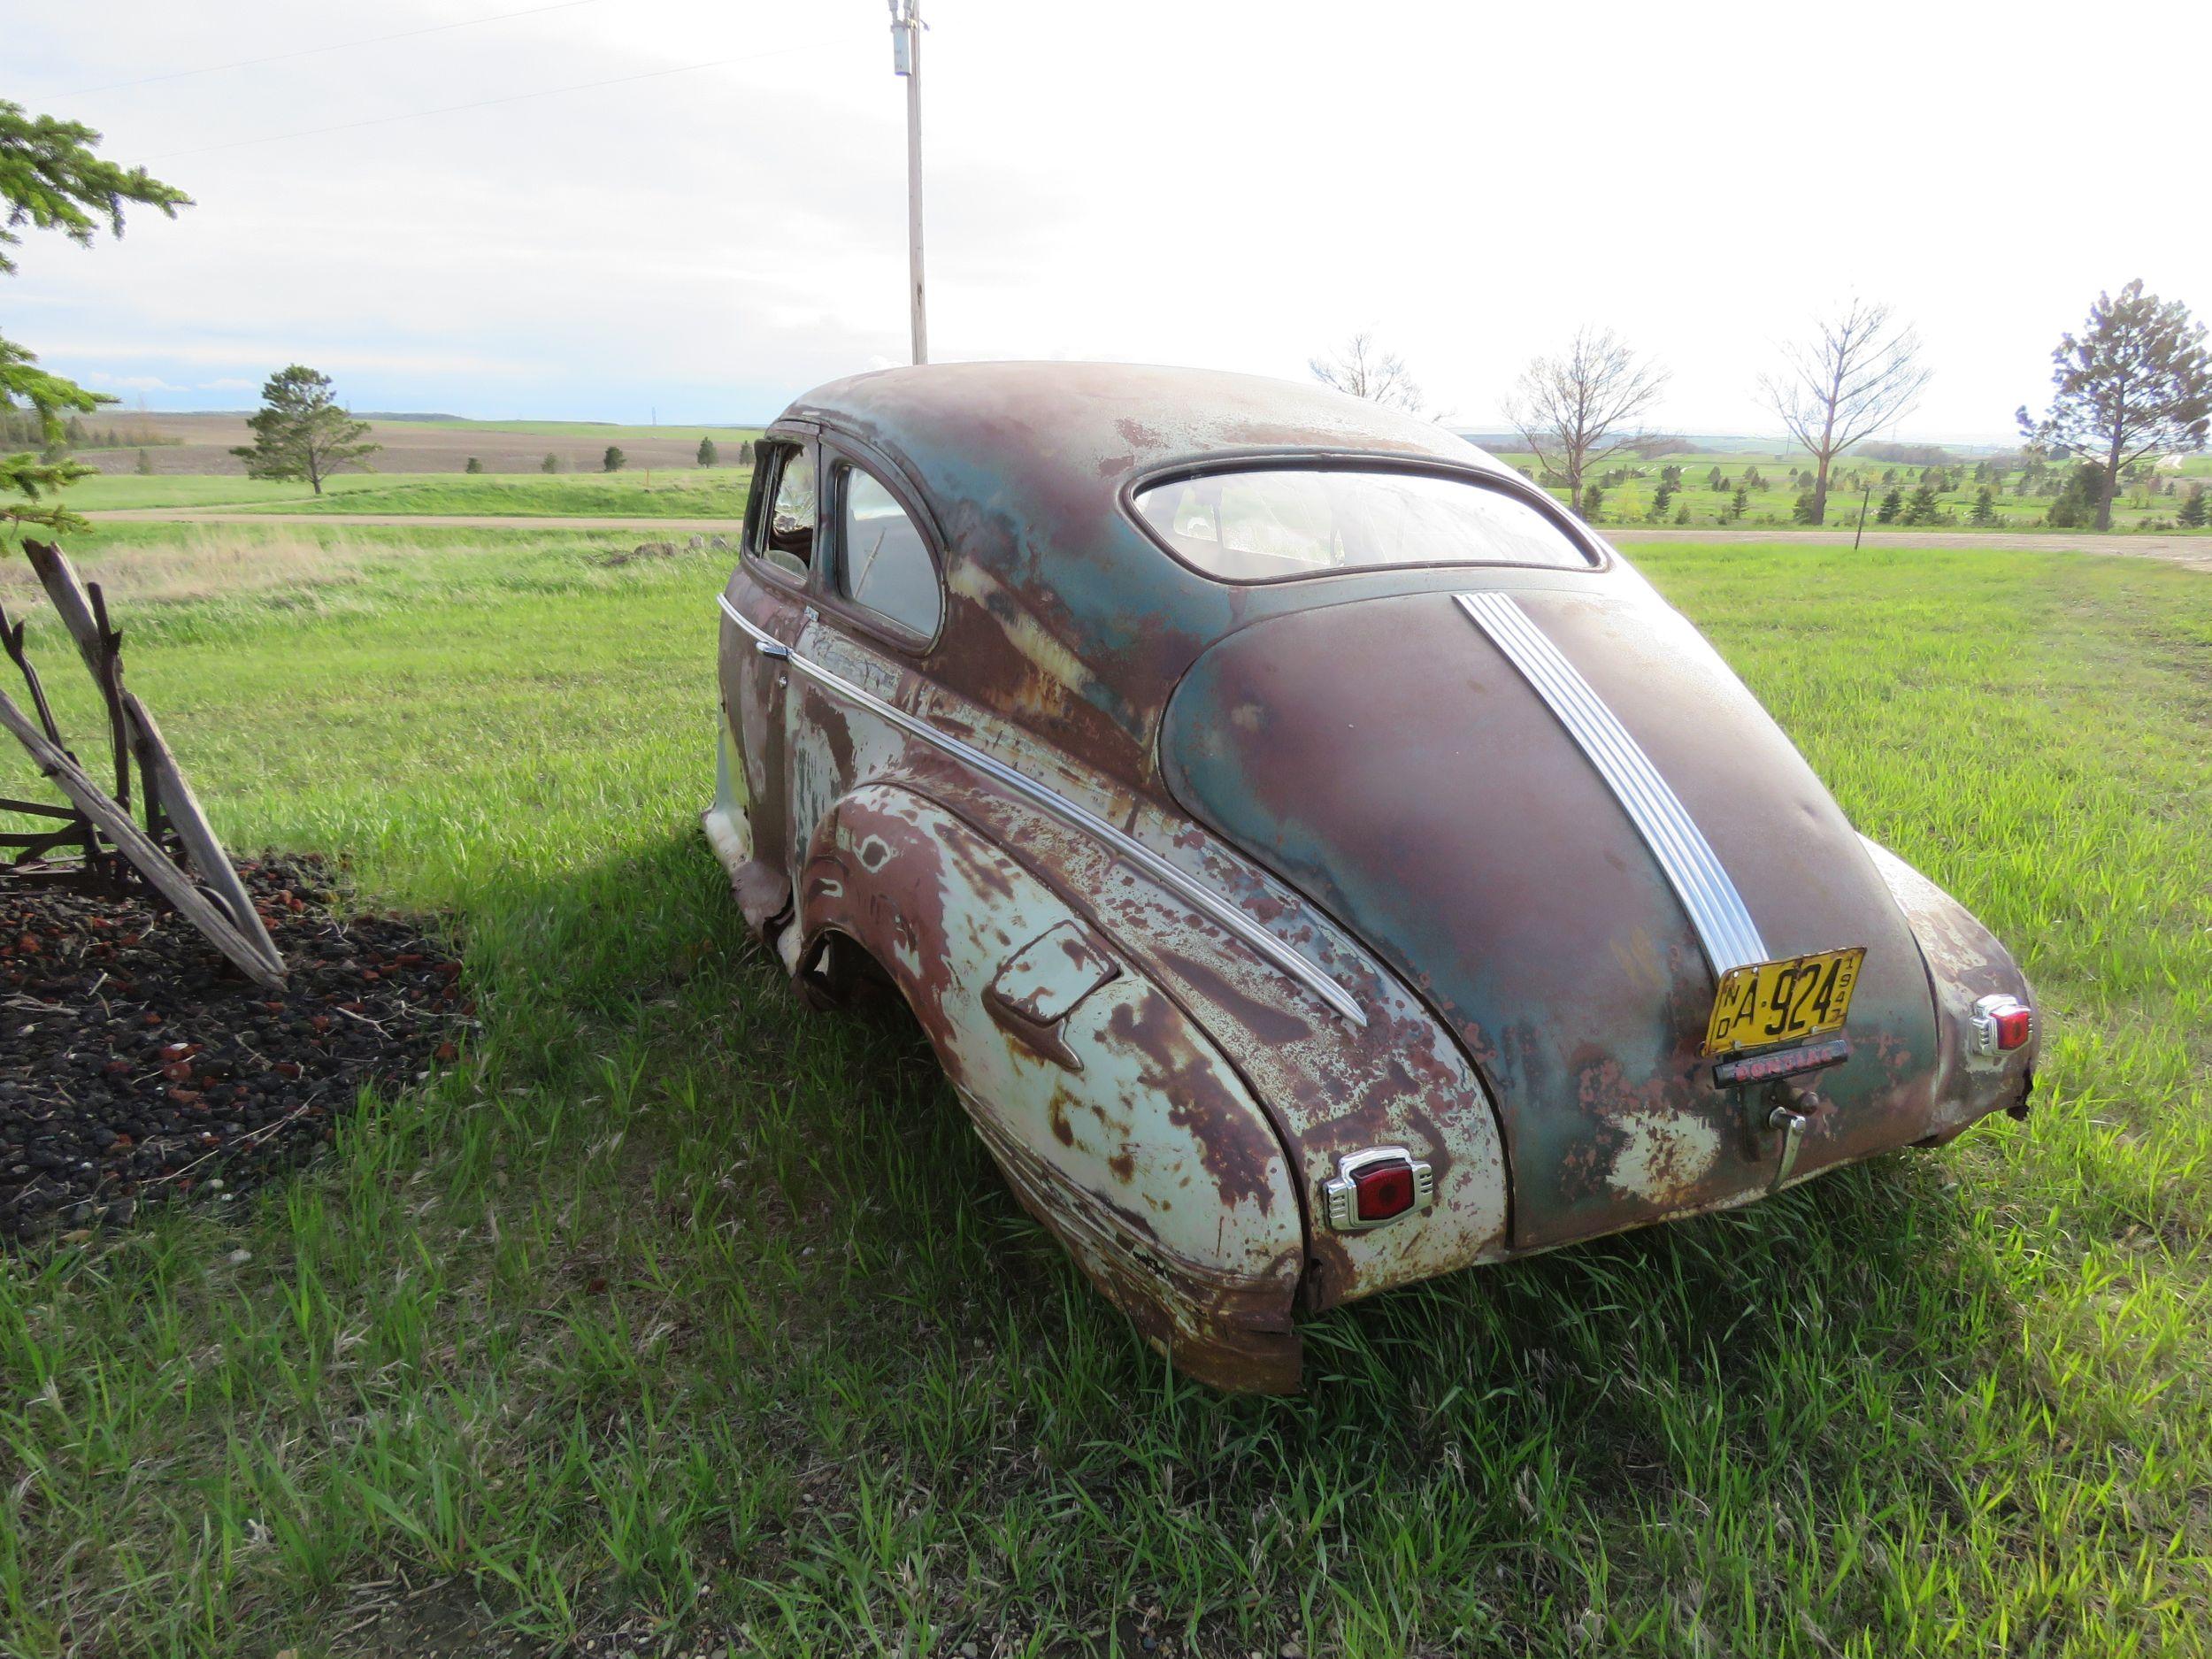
[1316,281,2211,534]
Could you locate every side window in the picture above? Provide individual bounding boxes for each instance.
[750,442,816,578]
[836,463,941,637]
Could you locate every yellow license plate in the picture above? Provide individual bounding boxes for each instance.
[1703,947,1866,1056]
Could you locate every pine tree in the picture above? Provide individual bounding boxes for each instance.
[696,436,718,467]
[1728,485,1748,521]
[739,440,756,467]
[1707,465,1724,491]
[603,445,626,472]
[134,447,152,475]
[2018,281,2212,530]
[2177,486,2208,528]
[229,365,378,495]
[1971,486,1998,526]
[2,99,191,532]
[464,456,483,474]
[541,452,560,473]
[1876,488,1902,523]
[1651,481,1677,520]
[1791,489,1818,524]
[1900,483,1943,526]
[1580,483,1604,521]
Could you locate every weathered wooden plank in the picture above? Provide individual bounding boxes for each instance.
[20,539,132,807]
[0,684,285,989]
[120,691,285,978]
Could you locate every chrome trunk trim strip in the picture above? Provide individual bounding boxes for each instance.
[718,592,1366,1024]
[1456,591,1769,973]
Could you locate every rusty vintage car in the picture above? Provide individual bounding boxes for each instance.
[704,362,2038,1392]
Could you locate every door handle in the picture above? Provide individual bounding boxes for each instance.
[755,639,791,660]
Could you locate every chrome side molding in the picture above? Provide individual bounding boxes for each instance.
[1456,591,1770,976]
[717,592,1366,1025]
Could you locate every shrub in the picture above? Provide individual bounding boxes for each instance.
[465,457,483,474]
[603,446,626,473]
[541,453,560,473]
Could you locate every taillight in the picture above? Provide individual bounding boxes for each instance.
[1971,995,2032,1056]
[1323,1147,1434,1232]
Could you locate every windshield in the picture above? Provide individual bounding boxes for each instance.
[1133,467,1596,580]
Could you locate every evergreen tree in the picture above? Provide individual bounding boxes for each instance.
[1971,486,1998,526]
[2179,486,2208,528]
[133,447,151,475]
[230,365,378,495]
[1900,483,1943,526]
[464,456,483,474]
[1651,481,1677,520]
[1728,484,1748,521]
[541,452,561,473]
[696,436,718,467]
[1791,489,1819,524]
[2018,280,2212,530]
[739,440,756,466]
[1,99,191,532]
[1707,465,1724,490]
[1876,488,1902,523]
[603,445,626,472]
[1580,483,1604,521]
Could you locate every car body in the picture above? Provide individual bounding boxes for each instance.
[704,361,2039,1393]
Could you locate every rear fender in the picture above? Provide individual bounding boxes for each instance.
[795,782,1307,1391]
[885,759,1512,1313]
[1861,837,2038,1135]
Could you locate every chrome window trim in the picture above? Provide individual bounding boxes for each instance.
[718,592,1366,1025]
[1456,591,1769,974]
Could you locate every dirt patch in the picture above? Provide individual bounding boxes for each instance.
[0,855,466,1243]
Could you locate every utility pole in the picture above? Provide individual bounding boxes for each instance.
[889,0,926,365]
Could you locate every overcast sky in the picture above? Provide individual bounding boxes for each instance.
[12,0,2208,438]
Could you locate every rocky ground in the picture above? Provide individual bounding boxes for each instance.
[0,855,466,1243]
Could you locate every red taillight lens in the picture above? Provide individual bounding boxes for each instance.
[1354,1163,1416,1222]
[1994,1005,2032,1050]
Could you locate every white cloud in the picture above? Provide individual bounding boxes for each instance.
[11,0,2211,434]
[84,372,182,390]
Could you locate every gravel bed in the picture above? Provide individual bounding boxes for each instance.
[0,855,466,1243]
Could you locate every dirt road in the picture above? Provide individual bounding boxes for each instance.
[83,511,2212,570]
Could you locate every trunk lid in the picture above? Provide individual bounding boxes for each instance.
[1160,584,1939,1248]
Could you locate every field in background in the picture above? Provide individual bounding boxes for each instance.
[53,411,2208,537]
[1,523,2206,1656]
[62,411,764,479]
[68,468,754,518]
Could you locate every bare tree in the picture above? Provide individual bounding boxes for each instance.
[1310,331,1425,414]
[1757,298,1932,526]
[1504,326,1670,518]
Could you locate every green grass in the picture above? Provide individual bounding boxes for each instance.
[1,527,2208,1655]
[65,470,754,518]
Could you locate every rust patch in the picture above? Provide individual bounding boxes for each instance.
[1104,995,1279,1216]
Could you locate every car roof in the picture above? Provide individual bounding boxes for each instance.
[782,361,1515,518]
[772,363,1540,791]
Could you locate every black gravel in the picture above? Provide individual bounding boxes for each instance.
[0,854,466,1243]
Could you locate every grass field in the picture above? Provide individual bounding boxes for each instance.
[66,469,754,518]
[1,526,2208,1656]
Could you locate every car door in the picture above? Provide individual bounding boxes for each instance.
[721,430,819,890]
[782,442,948,859]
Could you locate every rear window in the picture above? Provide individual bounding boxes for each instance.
[1132,467,1595,580]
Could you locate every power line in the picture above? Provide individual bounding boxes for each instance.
[60,0,611,98]
[146,39,840,161]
